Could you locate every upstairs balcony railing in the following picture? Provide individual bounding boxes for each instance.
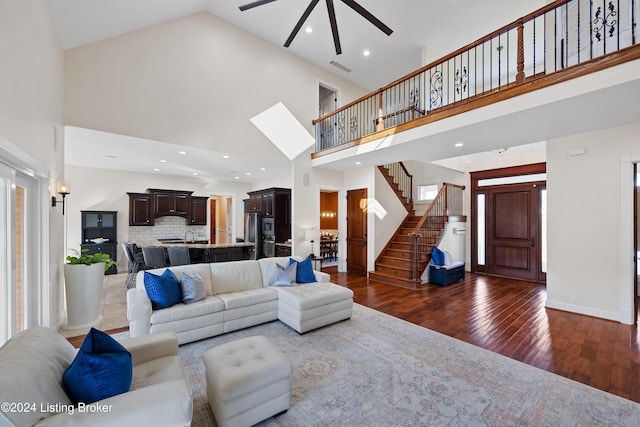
[312,0,640,155]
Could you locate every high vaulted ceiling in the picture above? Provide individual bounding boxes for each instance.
[49,0,542,91]
[51,0,556,180]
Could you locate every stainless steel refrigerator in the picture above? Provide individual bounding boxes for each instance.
[244,212,264,259]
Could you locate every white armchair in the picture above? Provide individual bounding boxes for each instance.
[0,327,192,427]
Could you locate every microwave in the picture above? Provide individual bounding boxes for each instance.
[262,218,275,237]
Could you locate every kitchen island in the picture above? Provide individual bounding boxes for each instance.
[140,242,254,264]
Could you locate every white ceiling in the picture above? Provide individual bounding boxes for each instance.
[64,126,291,183]
[49,0,542,90]
[51,0,556,180]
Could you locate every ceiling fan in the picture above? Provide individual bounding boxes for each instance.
[239,0,393,55]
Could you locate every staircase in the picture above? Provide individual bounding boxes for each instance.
[369,214,444,289]
[369,163,465,290]
[377,164,413,213]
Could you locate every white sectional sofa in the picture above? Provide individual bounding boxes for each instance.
[127,257,354,344]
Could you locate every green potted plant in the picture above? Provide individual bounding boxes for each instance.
[63,249,116,329]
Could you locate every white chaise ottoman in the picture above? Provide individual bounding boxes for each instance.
[204,335,292,427]
[276,282,354,333]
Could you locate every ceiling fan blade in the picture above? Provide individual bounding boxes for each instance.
[239,0,278,12]
[284,0,320,48]
[326,0,342,55]
[340,0,393,36]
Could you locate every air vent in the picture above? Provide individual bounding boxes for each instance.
[329,60,351,73]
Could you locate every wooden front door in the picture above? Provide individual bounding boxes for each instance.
[347,188,368,275]
[486,183,543,281]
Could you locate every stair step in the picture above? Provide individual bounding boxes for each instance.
[375,263,411,276]
[378,256,411,269]
[389,241,410,250]
[368,271,423,290]
[385,248,410,258]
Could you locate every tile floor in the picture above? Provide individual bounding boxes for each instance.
[58,272,129,338]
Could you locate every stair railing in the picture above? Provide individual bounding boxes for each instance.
[382,162,413,206]
[408,183,465,281]
[313,0,640,153]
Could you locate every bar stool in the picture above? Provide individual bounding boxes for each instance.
[167,247,191,266]
[142,247,167,269]
[121,242,147,289]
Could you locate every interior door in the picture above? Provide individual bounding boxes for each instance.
[346,188,367,275]
[486,183,541,281]
[634,163,638,323]
[209,199,217,244]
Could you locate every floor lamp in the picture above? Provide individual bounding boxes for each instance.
[304,228,318,257]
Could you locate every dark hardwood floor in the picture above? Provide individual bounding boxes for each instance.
[326,267,640,403]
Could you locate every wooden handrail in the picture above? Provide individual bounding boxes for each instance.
[312,0,639,157]
[410,184,448,237]
[312,0,577,126]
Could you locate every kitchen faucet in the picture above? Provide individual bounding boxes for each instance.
[184,230,195,244]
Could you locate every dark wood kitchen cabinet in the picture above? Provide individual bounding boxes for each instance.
[127,189,209,226]
[152,190,190,218]
[189,196,208,225]
[127,192,153,226]
[247,188,291,244]
[262,191,274,217]
[248,194,262,213]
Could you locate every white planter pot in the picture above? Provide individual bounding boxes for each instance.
[63,262,105,329]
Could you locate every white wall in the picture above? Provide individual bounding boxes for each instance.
[66,165,251,271]
[0,0,64,328]
[374,168,406,258]
[405,160,467,216]
[63,11,367,166]
[546,122,640,323]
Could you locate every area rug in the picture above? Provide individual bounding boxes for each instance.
[119,304,640,426]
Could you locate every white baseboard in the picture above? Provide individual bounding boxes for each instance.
[545,300,621,322]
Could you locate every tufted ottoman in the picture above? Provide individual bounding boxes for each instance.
[204,335,292,427]
[276,282,354,333]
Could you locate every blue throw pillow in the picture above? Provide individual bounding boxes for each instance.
[181,270,207,304]
[144,269,182,310]
[62,328,132,404]
[273,262,297,286]
[432,246,445,266]
[289,255,316,283]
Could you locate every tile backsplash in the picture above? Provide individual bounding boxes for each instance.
[128,216,207,245]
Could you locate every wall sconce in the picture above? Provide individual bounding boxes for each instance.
[52,181,71,215]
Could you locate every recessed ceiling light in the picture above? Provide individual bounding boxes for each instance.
[305,26,312,34]
[455,142,464,147]
[363,49,370,56]
[260,167,266,171]
[355,161,362,165]
[153,168,160,172]
[192,172,198,176]
[234,176,240,180]
[179,151,187,155]
[160,159,167,163]
[245,172,251,176]
[223,155,230,159]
